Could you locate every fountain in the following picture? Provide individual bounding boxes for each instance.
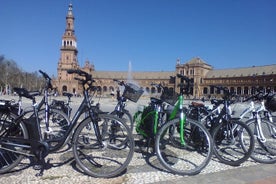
[127,61,133,83]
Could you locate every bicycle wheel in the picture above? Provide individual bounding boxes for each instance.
[245,118,276,164]
[37,108,71,152]
[155,118,213,175]
[0,112,28,174]
[111,109,134,133]
[72,114,134,178]
[212,119,254,166]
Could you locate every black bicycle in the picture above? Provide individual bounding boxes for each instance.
[194,85,255,166]
[111,79,144,132]
[6,70,72,152]
[0,69,134,178]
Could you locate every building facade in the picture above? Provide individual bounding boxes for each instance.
[54,4,276,98]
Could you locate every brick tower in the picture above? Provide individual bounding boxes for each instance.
[55,3,80,95]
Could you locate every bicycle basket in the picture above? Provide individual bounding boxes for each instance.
[160,88,178,105]
[265,94,276,112]
[122,83,144,102]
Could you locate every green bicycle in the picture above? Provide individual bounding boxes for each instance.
[154,74,213,175]
[134,83,169,149]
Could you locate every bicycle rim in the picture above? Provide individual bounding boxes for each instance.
[155,118,213,175]
[38,108,71,152]
[73,114,134,178]
[213,120,254,166]
[246,119,276,164]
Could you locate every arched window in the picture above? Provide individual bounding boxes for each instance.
[244,87,249,95]
[151,87,156,94]
[62,85,67,92]
[210,86,214,94]
[230,87,235,94]
[203,87,208,94]
[237,87,242,95]
[103,86,107,92]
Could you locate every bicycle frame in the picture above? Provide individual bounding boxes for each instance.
[164,74,193,145]
[0,92,47,158]
[167,94,186,145]
[239,90,275,143]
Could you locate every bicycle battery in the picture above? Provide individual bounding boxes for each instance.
[23,117,41,140]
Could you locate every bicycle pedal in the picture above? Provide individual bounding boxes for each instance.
[33,164,42,170]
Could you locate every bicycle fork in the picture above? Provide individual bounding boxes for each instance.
[169,96,186,145]
[253,112,267,143]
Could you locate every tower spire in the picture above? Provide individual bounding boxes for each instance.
[56,3,79,94]
[62,3,77,49]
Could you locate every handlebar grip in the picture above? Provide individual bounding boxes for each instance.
[67,69,79,74]
[113,79,124,86]
[39,70,51,80]
[177,74,189,81]
[74,77,83,81]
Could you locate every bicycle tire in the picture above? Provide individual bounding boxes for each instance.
[72,113,134,178]
[245,118,276,164]
[0,112,29,174]
[111,109,134,133]
[155,118,213,175]
[37,108,71,152]
[212,119,255,166]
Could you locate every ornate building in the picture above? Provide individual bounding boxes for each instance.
[54,4,276,98]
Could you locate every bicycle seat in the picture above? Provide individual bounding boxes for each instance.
[14,87,40,99]
[29,91,40,97]
[191,101,205,107]
[150,97,163,105]
[63,92,73,98]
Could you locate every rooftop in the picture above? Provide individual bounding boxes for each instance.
[205,64,276,78]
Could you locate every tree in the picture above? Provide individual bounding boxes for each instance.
[0,55,44,94]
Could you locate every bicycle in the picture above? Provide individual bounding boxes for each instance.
[199,86,255,166]
[10,70,71,152]
[154,74,213,175]
[0,69,134,178]
[240,89,276,164]
[50,91,73,119]
[133,82,171,151]
[111,79,144,132]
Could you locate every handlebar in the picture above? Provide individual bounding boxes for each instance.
[176,74,193,95]
[113,79,125,86]
[39,70,51,81]
[67,69,95,90]
[210,85,229,93]
[151,82,163,88]
[243,90,269,102]
[39,70,53,90]
[67,69,93,82]
[176,74,191,83]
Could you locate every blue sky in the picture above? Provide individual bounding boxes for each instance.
[0,0,275,77]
